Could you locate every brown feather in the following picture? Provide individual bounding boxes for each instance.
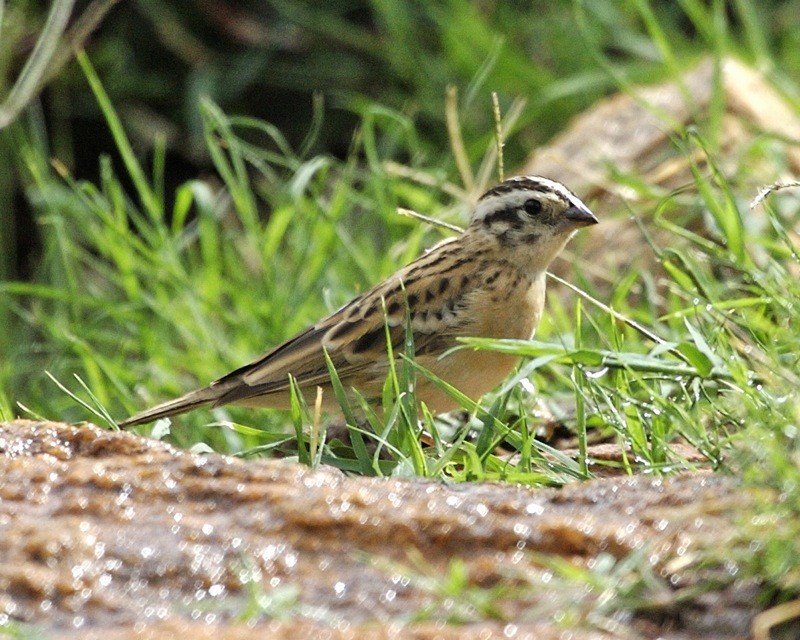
[119,175,597,427]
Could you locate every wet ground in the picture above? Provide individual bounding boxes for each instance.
[0,420,761,639]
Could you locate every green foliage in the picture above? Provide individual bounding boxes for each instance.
[2,0,800,629]
[1,0,798,480]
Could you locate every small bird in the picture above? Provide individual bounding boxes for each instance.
[119,176,597,428]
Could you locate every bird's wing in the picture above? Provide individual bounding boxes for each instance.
[210,236,479,406]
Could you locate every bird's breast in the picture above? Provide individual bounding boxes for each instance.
[414,271,547,412]
[472,269,546,340]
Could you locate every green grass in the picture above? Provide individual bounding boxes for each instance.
[2,0,798,486]
[2,0,800,632]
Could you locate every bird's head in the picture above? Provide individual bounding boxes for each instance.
[468,175,597,270]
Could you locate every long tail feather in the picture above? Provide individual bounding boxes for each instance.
[118,387,219,428]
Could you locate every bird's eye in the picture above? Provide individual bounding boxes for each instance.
[522,199,542,216]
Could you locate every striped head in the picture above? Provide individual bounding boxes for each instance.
[470,176,597,253]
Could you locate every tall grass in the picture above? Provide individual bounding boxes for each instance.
[3,51,798,484]
[1,0,800,621]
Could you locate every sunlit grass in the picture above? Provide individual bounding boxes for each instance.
[3,48,799,484]
[1,0,800,629]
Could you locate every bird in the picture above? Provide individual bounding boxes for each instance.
[119,175,597,428]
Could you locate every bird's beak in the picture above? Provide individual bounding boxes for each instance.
[564,205,598,228]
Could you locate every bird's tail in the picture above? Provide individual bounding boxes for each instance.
[118,386,219,428]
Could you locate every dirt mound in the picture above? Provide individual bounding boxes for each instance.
[0,420,758,638]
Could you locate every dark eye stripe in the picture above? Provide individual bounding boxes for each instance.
[481,207,524,229]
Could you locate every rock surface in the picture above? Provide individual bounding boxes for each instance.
[0,420,756,639]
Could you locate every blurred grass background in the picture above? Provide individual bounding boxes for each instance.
[4,0,797,283]
[2,0,800,627]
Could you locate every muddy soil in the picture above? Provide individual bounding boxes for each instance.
[0,420,761,639]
